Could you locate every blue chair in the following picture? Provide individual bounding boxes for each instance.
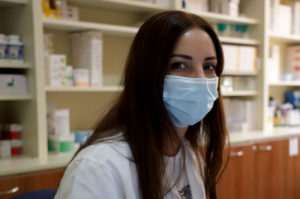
[11,189,56,199]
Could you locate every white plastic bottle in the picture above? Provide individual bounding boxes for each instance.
[0,34,8,62]
[7,35,24,62]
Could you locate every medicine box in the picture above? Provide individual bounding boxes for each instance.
[45,54,71,86]
[70,31,103,86]
[48,134,74,153]
[0,74,27,95]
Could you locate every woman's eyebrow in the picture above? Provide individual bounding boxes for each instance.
[204,56,217,61]
[170,54,192,60]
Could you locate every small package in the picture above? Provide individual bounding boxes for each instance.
[73,69,89,87]
[0,140,11,159]
[184,0,208,12]
[43,34,54,56]
[70,31,103,86]
[48,134,74,153]
[45,54,67,86]
[54,109,70,135]
[73,130,92,146]
[0,74,27,95]
[11,140,22,156]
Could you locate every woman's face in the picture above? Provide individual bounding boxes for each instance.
[167,28,217,79]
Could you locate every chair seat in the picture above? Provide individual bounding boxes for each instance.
[11,189,56,199]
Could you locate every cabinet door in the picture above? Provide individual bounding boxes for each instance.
[254,140,286,199]
[285,137,300,199]
[217,145,255,199]
[0,168,65,199]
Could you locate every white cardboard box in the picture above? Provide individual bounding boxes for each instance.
[70,31,103,86]
[0,74,27,95]
[223,44,239,71]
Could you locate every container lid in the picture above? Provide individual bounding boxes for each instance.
[8,35,22,44]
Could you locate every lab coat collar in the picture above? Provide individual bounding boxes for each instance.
[183,140,206,199]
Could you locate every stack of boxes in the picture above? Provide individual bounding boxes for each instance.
[44,30,103,87]
[183,0,209,12]
[210,0,240,17]
[45,54,73,87]
[270,0,300,35]
[286,45,300,80]
[47,104,74,153]
[70,31,103,87]
[0,124,22,159]
[41,0,79,21]
[222,45,257,72]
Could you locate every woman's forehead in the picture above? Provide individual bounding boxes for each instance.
[172,28,216,58]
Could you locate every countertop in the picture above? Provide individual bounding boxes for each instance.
[1,127,300,177]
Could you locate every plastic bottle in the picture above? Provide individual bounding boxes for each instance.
[7,35,24,62]
[0,34,8,62]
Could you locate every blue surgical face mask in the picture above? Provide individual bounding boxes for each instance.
[163,75,219,127]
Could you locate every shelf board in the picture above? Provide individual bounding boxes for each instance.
[68,0,169,12]
[183,9,259,25]
[269,81,300,86]
[46,86,123,92]
[0,62,31,69]
[0,94,32,101]
[219,36,259,45]
[222,91,258,97]
[43,18,138,37]
[222,70,257,76]
[269,32,300,43]
[0,0,27,6]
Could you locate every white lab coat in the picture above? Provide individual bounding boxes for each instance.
[55,134,206,199]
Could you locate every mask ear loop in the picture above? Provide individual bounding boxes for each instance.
[206,78,218,100]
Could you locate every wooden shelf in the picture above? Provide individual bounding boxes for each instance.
[183,9,259,25]
[269,81,300,86]
[68,0,169,12]
[0,0,27,6]
[46,86,123,92]
[0,62,31,69]
[222,91,258,97]
[269,32,300,43]
[0,95,32,101]
[43,18,138,37]
[219,36,259,45]
[222,70,257,76]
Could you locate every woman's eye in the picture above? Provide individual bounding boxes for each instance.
[203,64,216,71]
[169,62,187,70]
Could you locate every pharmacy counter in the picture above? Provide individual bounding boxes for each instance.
[0,153,73,177]
[1,127,300,177]
[229,127,300,146]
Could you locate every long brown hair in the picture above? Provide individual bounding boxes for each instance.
[74,11,228,199]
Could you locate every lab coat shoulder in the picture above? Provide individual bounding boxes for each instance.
[55,140,139,199]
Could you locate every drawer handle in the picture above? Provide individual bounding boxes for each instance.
[0,186,19,195]
[259,145,272,151]
[230,151,244,157]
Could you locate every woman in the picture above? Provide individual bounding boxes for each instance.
[55,10,228,199]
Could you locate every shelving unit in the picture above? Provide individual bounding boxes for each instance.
[69,0,169,12]
[46,86,123,92]
[222,91,258,97]
[43,18,138,36]
[0,62,31,69]
[181,9,259,24]
[269,32,300,43]
[0,0,27,6]
[269,81,300,87]
[0,95,33,101]
[3,0,297,175]
[222,70,257,76]
[219,36,259,45]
